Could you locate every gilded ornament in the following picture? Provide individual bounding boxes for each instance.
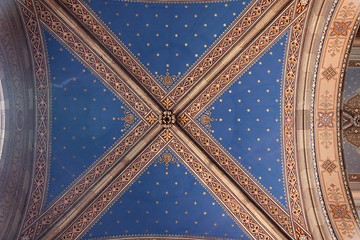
[123,113,135,125]
[159,111,176,129]
[157,152,176,169]
[156,71,180,87]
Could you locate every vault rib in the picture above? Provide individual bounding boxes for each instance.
[45,131,168,239]
[42,0,163,115]
[170,125,289,240]
[171,2,314,238]
[34,125,164,239]
[57,0,168,104]
[171,0,293,114]
[179,1,302,117]
[181,119,297,237]
[19,120,152,239]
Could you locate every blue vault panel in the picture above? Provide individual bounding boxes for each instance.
[85,0,251,88]
[44,30,137,205]
[84,151,250,239]
[198,32,289,207]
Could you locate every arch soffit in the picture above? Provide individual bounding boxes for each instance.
[297,0,360,239]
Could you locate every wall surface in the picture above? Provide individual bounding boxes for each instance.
[0,0,35,239]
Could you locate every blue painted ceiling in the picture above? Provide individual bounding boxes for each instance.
[85,151,249,239]
[198,33,289,207]
[43,0,293,239]
[44,30,138,205]
[85,0,251,88]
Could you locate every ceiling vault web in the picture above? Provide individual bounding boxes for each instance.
[170,126,288,239]
[42,0,164,116]
[171,0,292,114]
[179,2,298,118]
[15,0,325,239]
[40,129,167,239]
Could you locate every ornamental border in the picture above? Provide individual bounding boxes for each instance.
[165,0,277,106]
[311,0,360,239]
[58,0,167,102]
[16,2,52,232]
[281,11,309,235]
[103,0,262,3]
[178,2,312,237]
[182,1,299,117]
[87,236,234,240]
[17,0,158,238]
[35,0,153,118]
[58,134,169,239]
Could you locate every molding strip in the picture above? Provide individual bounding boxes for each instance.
[281,10,310,236]
[102,0,260,2]
[312,0,360,239]
[20,120,153,238]
[39,0,161,117]
[170,127,288,239]
[168,0,286,110]
[182,120,297,237]
[16,1,51,231]
[94,236,233,240]
[57,0,167,104]
[181,1,303,118]
[54,133,169,239]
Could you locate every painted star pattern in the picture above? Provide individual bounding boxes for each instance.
[200,33,289,206]
[84,151,250,240]
[43,1,300,238]
[86,0,251,87]
[45,31,137,205]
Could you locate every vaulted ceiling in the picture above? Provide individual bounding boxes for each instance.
[0,0,359,239]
